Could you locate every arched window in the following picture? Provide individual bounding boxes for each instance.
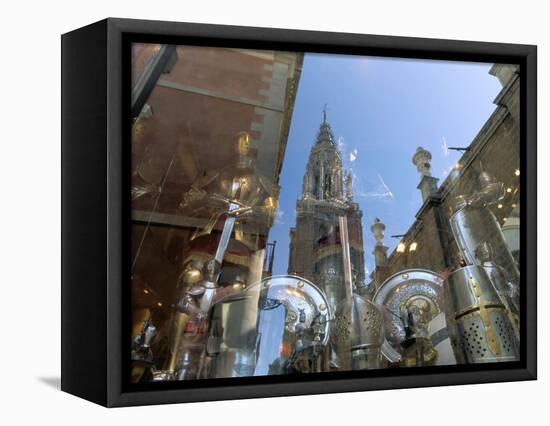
[318,223,329,246]
[314,173,320,198]
[324,171,331,197]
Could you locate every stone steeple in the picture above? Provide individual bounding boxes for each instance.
[289,111,365,312]
[301,113,344,202]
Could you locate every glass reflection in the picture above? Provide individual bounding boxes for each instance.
[130,43,521,382]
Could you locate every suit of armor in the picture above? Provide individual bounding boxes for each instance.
[445,171,519,363]
[180,131,278,248]
[160,131,279,379]
[449,171,520,296]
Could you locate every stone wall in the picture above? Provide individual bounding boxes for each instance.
[379,66,520,287]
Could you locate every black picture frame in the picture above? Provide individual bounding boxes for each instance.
[61,17,537,407]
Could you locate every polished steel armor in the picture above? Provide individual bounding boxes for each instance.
[449,171,519,293]
[373,269,443,364]
[444,265,519,363]
[203,275,331,378]
[331,293,384,370]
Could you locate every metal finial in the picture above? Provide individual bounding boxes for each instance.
[323,103,328,123]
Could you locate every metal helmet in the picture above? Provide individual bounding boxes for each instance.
[444,265,519,363]
[331,293,384,370]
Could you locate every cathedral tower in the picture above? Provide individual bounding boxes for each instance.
[288,112,366,312]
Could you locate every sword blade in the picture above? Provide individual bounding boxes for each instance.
[339,215,353,303]
[214,202,239,264]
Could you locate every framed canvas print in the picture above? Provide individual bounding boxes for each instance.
[61,18,537,407]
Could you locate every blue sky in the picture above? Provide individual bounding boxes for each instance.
[268,53,502,279]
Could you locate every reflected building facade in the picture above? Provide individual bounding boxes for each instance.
[378,64,520,287]
[130,44,305,380]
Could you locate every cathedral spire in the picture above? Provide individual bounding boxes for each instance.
[317,105,335,145]
[301,109,345,201]
[290,105,366,314]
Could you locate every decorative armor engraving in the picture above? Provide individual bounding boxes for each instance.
[331,294,384,370]
[373,269,443,364]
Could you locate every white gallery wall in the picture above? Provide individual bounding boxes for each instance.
[0,0,546,424]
